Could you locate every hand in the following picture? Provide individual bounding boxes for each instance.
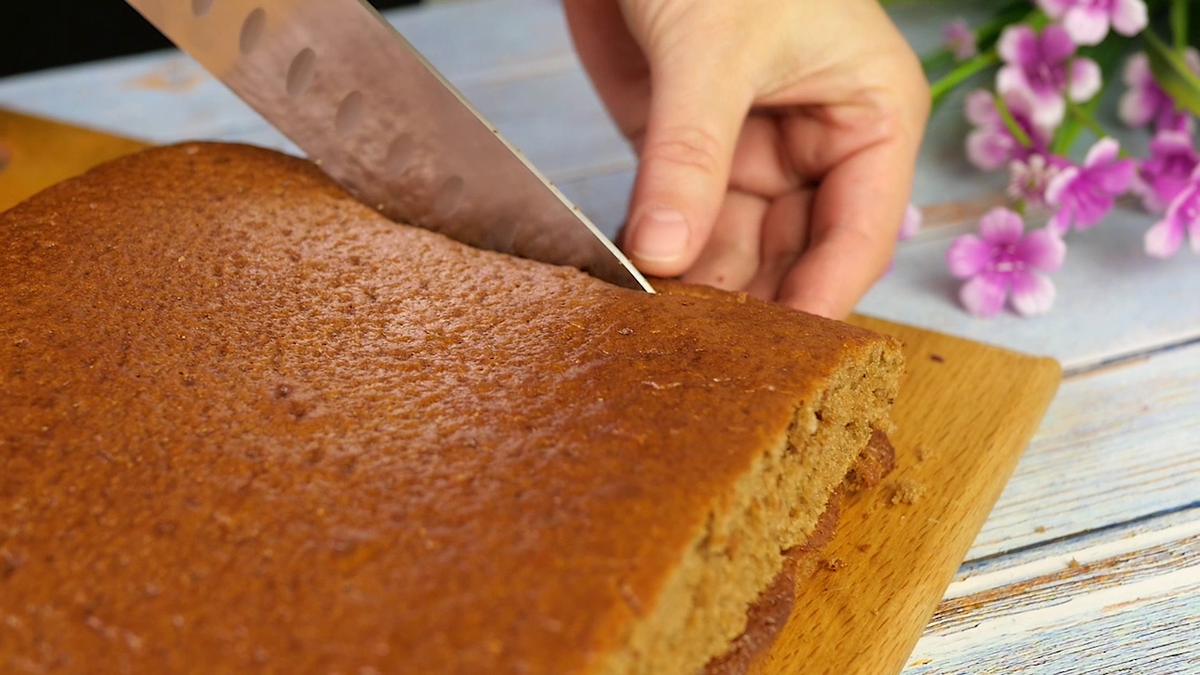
[563,0,929,318]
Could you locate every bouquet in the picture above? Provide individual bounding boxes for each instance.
[911,0,1200,317]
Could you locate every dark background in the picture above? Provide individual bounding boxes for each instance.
[0,1,422,78]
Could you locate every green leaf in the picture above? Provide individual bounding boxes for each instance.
[1145,30,1200,118]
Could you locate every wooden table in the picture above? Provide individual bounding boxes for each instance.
[1,1,1196,671]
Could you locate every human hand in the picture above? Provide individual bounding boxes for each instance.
[562,0,929,318]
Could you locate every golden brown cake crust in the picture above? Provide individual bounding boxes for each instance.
[0,143,898,674]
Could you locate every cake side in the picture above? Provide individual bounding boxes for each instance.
[0,142,901,675]
[600,287,903,674]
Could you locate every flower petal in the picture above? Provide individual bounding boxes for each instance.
[944,18,978,61]
[1076,194,1116,230]
[1157,109,1194,134]
[997,25,1038,66]
[1068,58,1102,102]
[1040,24,1079,63]
[995,65,1028,99]
[1010,271,1057,316]
[946,234,991,278]
[1016,228,1067,272]
[1131,173,1167,214]
[1030,93,1067,130]
[1091,157,1138,194]
[1044,165,1080,206]
[1145,217,1183,258]
[1122,52,1152,87]
[964,89,1000,127]
[1037,0,1074,18]
[966,128,1014,170]
[978,207,1025,244]
[1119,87,1159,127]
[900,204,922,240]
[1083,137,1121,167]
[1111,0,1149,36]
[1063,5,1110,45]
[1047,207,1073,236]
[960,274,1008,317]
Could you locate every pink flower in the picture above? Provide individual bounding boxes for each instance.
[1045,138,1136,235]
[997,24,1102,129]
[1038,0,1149,45]
[1145,167,1200,258]
[947,208,1066,317]
[944,18,978,61]
[1118,50,1200,132]
[886,204,922,274]
[1132,130,1200,214]
[1007,153,1070,210]
[965,89,1052,170]
[900,204,922,240]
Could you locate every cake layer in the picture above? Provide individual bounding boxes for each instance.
[0,143,902,674]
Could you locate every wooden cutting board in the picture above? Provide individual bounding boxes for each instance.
[0,108,1061,675]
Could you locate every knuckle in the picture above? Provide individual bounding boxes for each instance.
[642,126,726,176]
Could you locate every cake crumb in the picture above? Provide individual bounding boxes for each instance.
[1067,558,1081,569]
[1035,525,1047,533]
[913,443,937,463]
[889,480,927,506]
[822,558,846,572]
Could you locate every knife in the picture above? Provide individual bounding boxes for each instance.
[123,0,653,292]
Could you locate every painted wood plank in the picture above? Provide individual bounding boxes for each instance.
[952,506,1200,597]
[0,54,630,183]
[962,339,1200,560]
[861,207,1200,371]
[901,516,1200,674]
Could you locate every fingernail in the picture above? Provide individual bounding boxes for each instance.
[631,208,689,263]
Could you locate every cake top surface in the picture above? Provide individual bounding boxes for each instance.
[0,143,889,673]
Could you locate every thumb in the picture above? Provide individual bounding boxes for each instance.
[625,57,750,277]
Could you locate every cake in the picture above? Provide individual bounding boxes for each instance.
[0,143,903,674]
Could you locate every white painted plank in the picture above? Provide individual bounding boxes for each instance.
[902,520,1200,674]
[963,340,1200,559]
[0,53,630,182]
[861,207,1200,371]
[955,506,1200,595]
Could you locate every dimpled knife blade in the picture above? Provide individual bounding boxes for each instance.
[125,0,653,292]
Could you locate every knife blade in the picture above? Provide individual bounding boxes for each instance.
[124,0,653,292]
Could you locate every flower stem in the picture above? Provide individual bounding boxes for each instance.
[930,51,1000,108]
[994,94,1032,147]
[1065,100,1112,147]
[1171,0,1189,50]
[921,49,956,77]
